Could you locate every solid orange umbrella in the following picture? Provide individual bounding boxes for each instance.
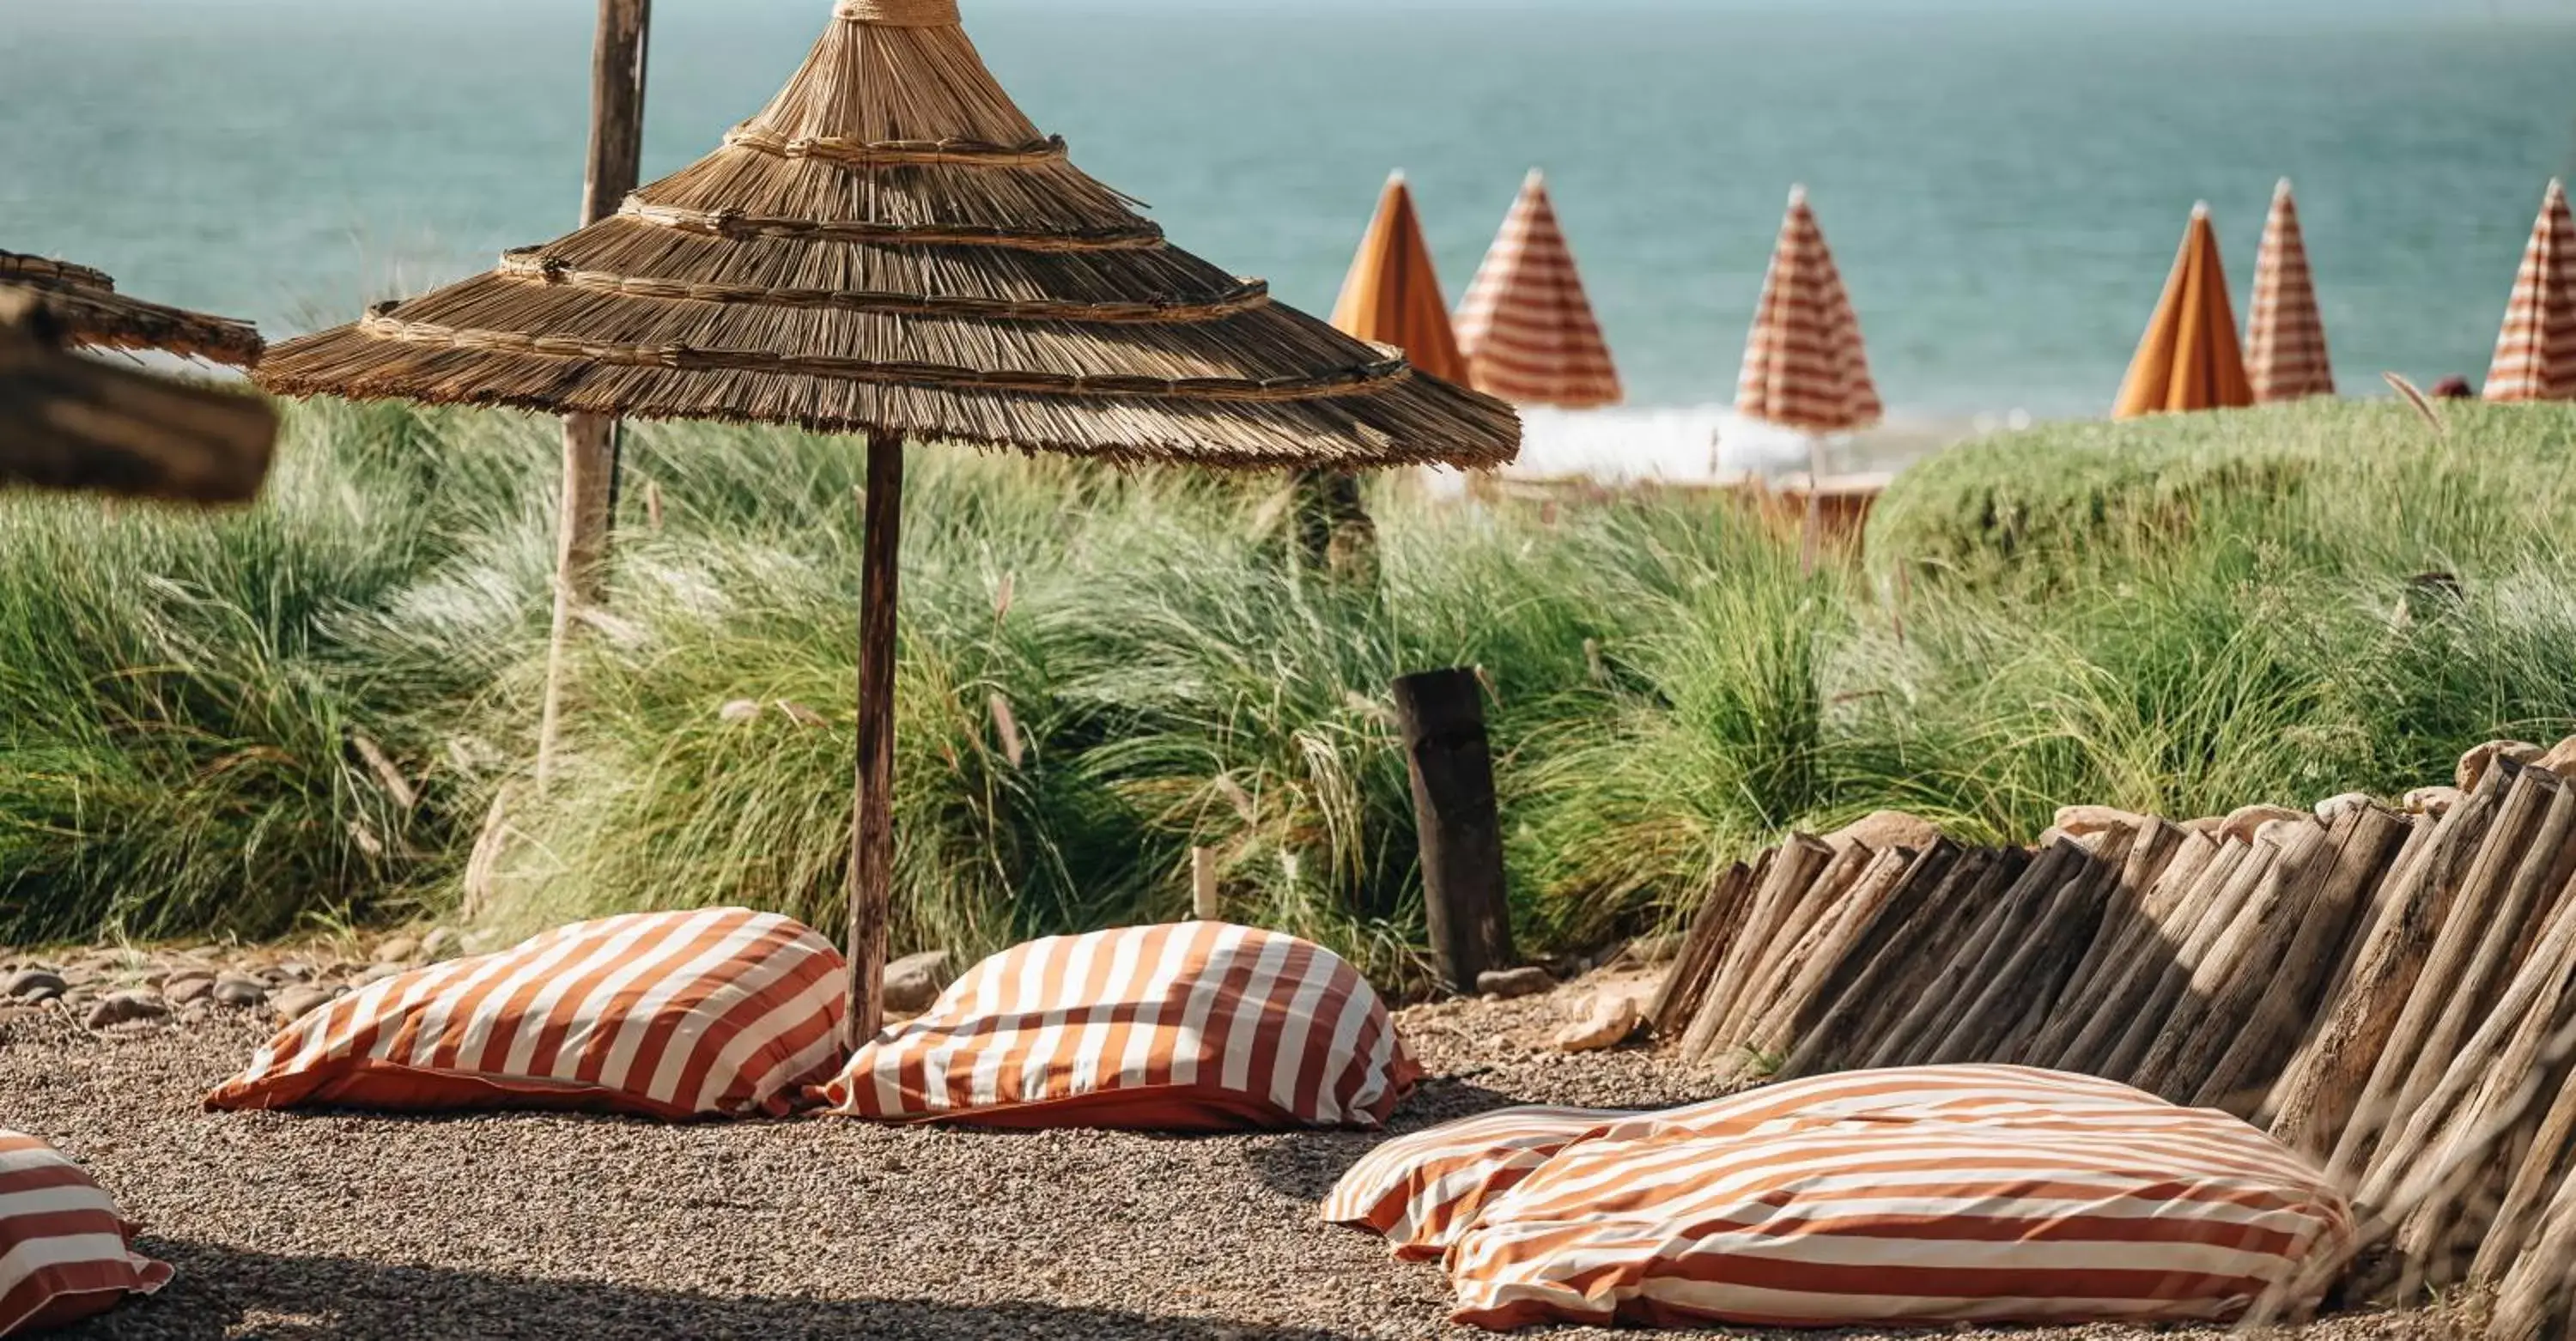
[2246,180,2334,403]
[2113,203,2253,418]
[1332,173,1467,385]
[1736,186,1881,435]
[2484,179,2576,404]
[1454,170,1622,409]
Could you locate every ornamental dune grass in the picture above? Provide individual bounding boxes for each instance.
[13,397,2576,988]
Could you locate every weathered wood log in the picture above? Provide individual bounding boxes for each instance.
[2264,778,2499,1159]
[1645,855,1765,1038]
[2476,1064,2576,1283]
[1773,841,1964,1077]
[2023,828,2215,1070]
[1929,829,2134,1066]
[2044,836,2245,1079]
[1393,668,1516,993]
[843,429,904,1047]
[0,295,277,504]
[2030,821,2184,1049]
[1698,840,1875,1067]
[1866,840,2084,1071]
[2493,1162,2576,1341]
[2130,822,2339,1100]
[2336,764,2561,1185]
[1680,837,1832,1062]
[1733,844,1925,1079]
[2001,823,2179,1063]
[1839,849,2027,1066]
[2192,806,2410,1116]
[2098,838,2276,1087]
[1779,846,1989,1076]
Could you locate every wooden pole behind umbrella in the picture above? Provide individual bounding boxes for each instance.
[847,429,905,1046]
[538,0,652,792]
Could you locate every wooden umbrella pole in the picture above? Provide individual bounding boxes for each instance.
[536,0,652,792]
[847,429,906,1047]
[1801,433,1826,577]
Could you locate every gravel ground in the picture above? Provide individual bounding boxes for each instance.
[1,970,2484,1341]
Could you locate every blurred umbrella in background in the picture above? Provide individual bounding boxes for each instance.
[1454,169,1622,410]
[2246,179,2335,404]
[2113,203,2253,419]
[2483,179,2576,404]
[1734,185,1881,573]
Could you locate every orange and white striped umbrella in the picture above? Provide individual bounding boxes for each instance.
[2114,203,2254,418]
[1454,170,1623,409]
[1736,186,1881,434]
[2484,179,2576,404]
[1331,172,1468,385]
[2246,180,2334,403]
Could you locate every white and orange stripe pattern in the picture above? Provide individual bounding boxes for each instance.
[2486,179,2576,404]
[2247,179,2335,403]
[1736,185,1882,434]
[1453,171,1624,409]
[207,908,848,1120]
[816,923,1419,1131]
[1321,1106,1634,1260]
[1,1130,171,1336]
[1443,1066,2352,1331]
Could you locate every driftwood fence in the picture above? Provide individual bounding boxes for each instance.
[1650,755,2576,1338]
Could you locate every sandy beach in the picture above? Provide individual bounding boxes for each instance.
[1,975,2476,1341]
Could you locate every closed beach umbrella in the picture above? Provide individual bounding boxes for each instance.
[1736,186,1881,435]
[2484,179,2576,404]
[1453,170,1622,409]
[1330,173,1468,384]
[2245,180,2334,403]
[1,249,263,367]
[256,0,1520,1040]
[2113,203,2253,418]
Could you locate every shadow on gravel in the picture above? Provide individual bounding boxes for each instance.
[68,1240,1378,1341]
[1240,1075,1526,1203]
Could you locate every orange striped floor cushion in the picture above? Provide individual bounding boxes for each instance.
[1322,1106,1635,1259]
[206,909,848,1120]
[1445,1066,2353,1331]
[2,1131,171,1337]
[815,922,1419,1131]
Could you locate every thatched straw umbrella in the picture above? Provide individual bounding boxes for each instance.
[255,0,1522,1041]
[1,250,264,368]
[0,260,274,503]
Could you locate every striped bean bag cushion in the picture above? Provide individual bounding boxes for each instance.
[1322,1107,1635,1259]
[816,923,1419,1131]
[1445,1066,2353,1331]
[2,1131,171,1337]
[207,909,848,1120]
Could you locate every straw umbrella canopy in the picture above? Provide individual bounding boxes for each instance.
[2113,203,2253,418]
[2484,179,2576,404]
[2245,180,2334,404]
[1454,170,1622,409]
[255,0,1521,1040]
[1735,187,1880,573]
[1330,173,1468,383]
[0,290,277,503]
[0,250,264,367]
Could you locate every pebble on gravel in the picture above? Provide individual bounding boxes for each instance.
[272,985,337,1022]
[1477,966,1556,1000]
[165,975,218,1007]
[883,950,954,1014]
[85,990,169,1030]
[211,974,269,1009]
[1551,992,1643,1053]
[3,968,67,1001]
[421,927,464,962]
[374,936,421,965]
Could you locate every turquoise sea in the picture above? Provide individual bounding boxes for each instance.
[3,0,2573,420]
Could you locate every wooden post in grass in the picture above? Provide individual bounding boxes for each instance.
[1394,668,1514,994]
[537,0,652,792]
[846,430,904,1047]
[1191,846,1222,921]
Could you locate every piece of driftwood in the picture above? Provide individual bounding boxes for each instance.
[1646,856,1764,1038]
[2476,1065,2576,1284]
[2337,765,2561,1185]
[2100,837,2278,1087]
[1773,841,1964,1077]
[1680,837,1832,1062]
[1704,841,1878,1068]
[1731,844,1923,1079]
[2493,1159,2576,1341]
[1866,840,2084,1071]
[2050,837,2248,1079]
[1928,830,2132,1066]
[2131,819,2339,1101]
[2024,828,2215,1070]
[1394,667,1517,994]
[2030,821,2185,1049]
[2265,775,2499,1159]
[2192,806,2410,1116]
[0,294,276,503]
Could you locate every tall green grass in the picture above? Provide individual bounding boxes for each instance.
[9,397,2576,988]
